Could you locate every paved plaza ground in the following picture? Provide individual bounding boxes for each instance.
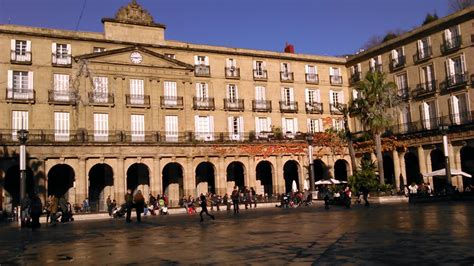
[0,202,473,265]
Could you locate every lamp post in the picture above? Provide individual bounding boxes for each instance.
[17,129,29,221]
[306,134,316,192]
[440,125,452,190]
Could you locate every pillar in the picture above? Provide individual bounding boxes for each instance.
[153,157,161,196]
[417,146,427,180]
[452,145,463,191]
[392,150,401,191]
[77,157,86,206]
[248,156,256,189]
[115,157,125,204]
[399,151,407,187]
[184,157,195,197]
[217,156,226,195]
[275,156,283,194]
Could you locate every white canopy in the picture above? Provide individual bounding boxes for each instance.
[315,178,348,185]
[422,168,472,178]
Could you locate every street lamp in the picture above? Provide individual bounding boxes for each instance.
[306,133,316,192]
[17,129,29,216]
[440,125,452,190]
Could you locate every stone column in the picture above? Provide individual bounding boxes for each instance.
[417,146,427,183]
[185,157,195,197]
[399,151,407,187]
[248,156,256,189]
[77,158,87,206]
[392,150,401,191]
[115,157,125,204]
[452,145,463,191]
[217,156,226,195]
[153,157,161,196]
[275,156,283,194]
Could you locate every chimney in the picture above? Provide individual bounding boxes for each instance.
[284,42,295,53]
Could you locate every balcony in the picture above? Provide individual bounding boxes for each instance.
[252,100,272,112]
[194,65,210,77]
[224,99,244,111]
[330,103,347,115]
[280,71,294,82]
[52,54,72,67]
[6,88,35,103]
[48,90,78,105]
[441,35,462,54]
[225,67,240,79]
[305,102,323,114]
[390,56,405,72]
[279,101,298,113]
[253,70,268,81]
[370,64,383,73]
[193,97,215,110]
[88,92,114,106]
[413,46,432,64]
[350,72,362,85]
[440,73,469,94]
[125,94,151,108]
[305,73,319,84]
[10,51,32,64]
[412,81,437,100]
[330,75,343,85]
[397,88,410,101]
[160,96,184,109]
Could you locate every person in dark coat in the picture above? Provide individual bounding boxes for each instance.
[30,195,43,230]
[199,194,215,222]
[133,190,145,222]
[360,185,370,207]
[125,189,133,223]
[231,186,240,214]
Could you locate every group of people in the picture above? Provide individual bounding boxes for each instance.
[276,190,313,208]
[404,182,433,197]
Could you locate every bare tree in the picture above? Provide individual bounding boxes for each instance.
[449,0,474,12]
[362,35,383,50]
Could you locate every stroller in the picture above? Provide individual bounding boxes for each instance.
[113,203,127,218]
[60,202,74,222]
[303,193,313,206]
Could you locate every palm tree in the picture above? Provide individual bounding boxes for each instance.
[336,104,358,174]
[352,71,398,184]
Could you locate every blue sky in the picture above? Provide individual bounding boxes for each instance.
[0,0,450,56]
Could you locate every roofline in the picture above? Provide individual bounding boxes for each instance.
[101,18,167,29]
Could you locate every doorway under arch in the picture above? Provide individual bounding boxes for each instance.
[4,165,34,206]
[461,146,474,189]
[313,159,328,181]
[383,154,395,185]
[256,161,273,196]
[431,149,446,192]
[405,152,421,185]
[227,162,245,192]
[334,159,350,181]
[283,160,300,193]
[162,163,184,206]
[196,162,216,195]
[88,163,114,212]
[127,163,150,194]
[48,164,75,199]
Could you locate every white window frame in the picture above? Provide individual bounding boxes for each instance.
[164,81,178,106]
[12,111,28,139]
[54,112,70,141]
[228,116,244,141]
[94,113,109,142]
[93,76,108,103]
[130,79,145,105]
[53,74,70,101]
[52,42,71,65]
[131,114,145,142]
[307,118,323,133]
[194,115,214,141]
[165,115,179,142]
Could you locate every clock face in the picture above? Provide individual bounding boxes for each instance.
[130,52,143,64]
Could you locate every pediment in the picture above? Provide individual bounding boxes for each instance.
[74,46,194,71]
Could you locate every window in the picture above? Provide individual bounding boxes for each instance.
[165,115,178,142]
[131,114,145,142]
[196,83,208,98]
[305,65,318,83]
[330,90,343,105]
[305,89,320,104]
[421,65,435,91]
[255,117,271,134]
[395,73,408,95]
[7,71,33,100]
[94,113,108,141]
[228,116,243,140]
[194,116,214,141]
[54,112,70,141]
[444,25,461,48]
[330,67,342,84]
[420,101,437,130]
[332,118,344,131]
[227,84,238,102]
[417,38,430,59]
[11,40,31,62]
[12,111,28,139]
[194,55,209,65]
[164,81,177,106]
[281,87,294,104]
[308,118,323,133]
[391,47,405,68]
[369,55,382,72]
[254,86,268,109]
[165,53,176,59]
[93,47,106,53]
[253,60,266,77]
[93,76,108,103]
[399,105,411,127]
[226,58,237,68]
[446,55,466,86]
[130,79,144,104]
[282,117,298,137]
[53,74,70,101]
[52,43,71,65]
[449,94,469,125]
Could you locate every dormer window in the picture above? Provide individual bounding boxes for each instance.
[52,43,72,67]
[194,55,210,77]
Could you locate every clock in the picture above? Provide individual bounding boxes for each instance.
[130,52,143,64]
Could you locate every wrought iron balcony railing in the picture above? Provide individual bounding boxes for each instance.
[389,111,474,135]
[330,75,343,85]
[441,35,462,54]
[305,102,323,114]
[6,88,35,103]
[160,96,184,109]
[224,99,244,111]
[10,51,32,64]
[279,101,298,113]
[413,46,432,63]
[194,65,211,77]
[305,73,319,84]
[397,88,410,101]
[390,55,405,72]
[88,92,114,105]
[48,90,78,105]
[441,72,469,92]
[52,54,72,67]
[329,103,346,115]
[225,67,240,79]
[350,73,361,85]
[253,70,268,81]
[125,94,151,107]
[252,100,272,112]
[412,80,437,100]
[193,97,215,110]
[280,71,294,82]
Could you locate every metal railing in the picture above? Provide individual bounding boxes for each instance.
[6,88,35,102]
[125,94,151,107]
[397,88,410,100]
[48,90,78,105]
[413,46,432,63]
[279,101,298,113]
[330,75,343,85]
[160,96,184,108]
[412,80,437,99]
[225,67,240,79]
[350,73,361,84]
[442,73,469,91]
[441,35,462,54]
[252,100,272,112]
[224,99,244,111]
[280,71,294,82]
[10,50,32,64]
[194,65,211,77]
[329,103,347,115]
[305,102,323,114]
[390,55,405,71]
[389,111,474,135]
[370,64,383,73]
[193,97,215,110]
[305,73,319,84]
[88,92,114,105]
[253,70,268,81]
[52,54,72,67]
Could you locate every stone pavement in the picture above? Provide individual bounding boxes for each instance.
[0,201,472,265]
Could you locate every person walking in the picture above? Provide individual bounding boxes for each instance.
[134,190,145,222]
[30,194,43,230]
[199,194,215,222]
[231,186,240,214]
[125,189,133,223]
[223,193,230,211]
[360,185,370,207]
[250,187,257,208]
[50,195,58,226]
[45,195,52,224]
[106,195,112,217]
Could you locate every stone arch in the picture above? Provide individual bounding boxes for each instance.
[196,162,216,195]
[334,159,350,182]
[283,160,300,193]
[383,153,395,185]
[4,165,34,206]
[227,161,246,192]
[430,149,446,192]
[404,152,421,185]
[88,163,114,212]
[461,146,474,189]
[47,164,75,199]
[162,162,184,206]
[256,160,273,196]
[127,163,150,196]
[314,159,328,181]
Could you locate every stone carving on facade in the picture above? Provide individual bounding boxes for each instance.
[115,0,154,26]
